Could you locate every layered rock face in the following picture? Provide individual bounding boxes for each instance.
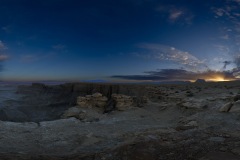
[63,93,137,121]
[76,93,136,111]
[77,93,108,108]
[111,94,134,111]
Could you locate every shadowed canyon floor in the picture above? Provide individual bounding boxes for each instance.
[0,82,240,159]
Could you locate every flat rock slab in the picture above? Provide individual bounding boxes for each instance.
[200,152,240,160]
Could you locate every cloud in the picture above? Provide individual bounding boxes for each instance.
[212,1,240,47]
[0,41,7,50]
[155,5,193,24]
[223,61,232,69]
[214,44,230,53]
[220,34,229,40]
[136,43,208,71]
[112,69,237,81]
[169,10,183,21]
[1,26,11,33]
[0,55,9,61]
[0,40,9,62]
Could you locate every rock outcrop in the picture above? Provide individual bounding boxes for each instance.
[176,120,198,131]
[229,100,240,112]
[180,99,207,109]
[219,102,233,112]
[77,93,108,108]
[219,95,240,113]
[62,107,102,122]
[76,93,136,111]
[111,94,134,111]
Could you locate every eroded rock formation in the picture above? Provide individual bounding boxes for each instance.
[77,92,108,108]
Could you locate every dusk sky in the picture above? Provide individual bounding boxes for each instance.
[0,0,240,82]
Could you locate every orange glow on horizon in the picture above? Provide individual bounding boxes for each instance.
[204,76,234,82]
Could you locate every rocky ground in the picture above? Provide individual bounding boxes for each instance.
[0,82,240,159]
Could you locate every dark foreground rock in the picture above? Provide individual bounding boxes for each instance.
[1,81,240,159]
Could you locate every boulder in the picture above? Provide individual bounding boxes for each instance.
[219,102,233,112]
[176,121,198,130]
[112,94,134,111]
[229,100,240,112]
[233,95,240,102]
[180,101,207,109]
[62,107,81,118]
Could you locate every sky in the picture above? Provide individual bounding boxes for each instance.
[0,0,240,82]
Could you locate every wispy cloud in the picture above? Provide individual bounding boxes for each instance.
[155,5,194,24]
[212,0,240,48]
[135,43,207,71]
[169,10,183,21]
[0,41,7,50]
[220,34,229,40]
[0,40,9,62]
[1,25,11,33]
[211,0,240,73]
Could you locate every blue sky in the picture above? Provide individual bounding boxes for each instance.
[0,0,240,82]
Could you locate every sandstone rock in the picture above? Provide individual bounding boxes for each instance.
[229,100,240,112]
[77,96,92,108]
[219,102,233,112]
[77,93,108,108]
[92,92,102,98]
[112,94,134,111]
[94,96,108,108]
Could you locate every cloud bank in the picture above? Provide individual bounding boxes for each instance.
[135,44,208,71]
